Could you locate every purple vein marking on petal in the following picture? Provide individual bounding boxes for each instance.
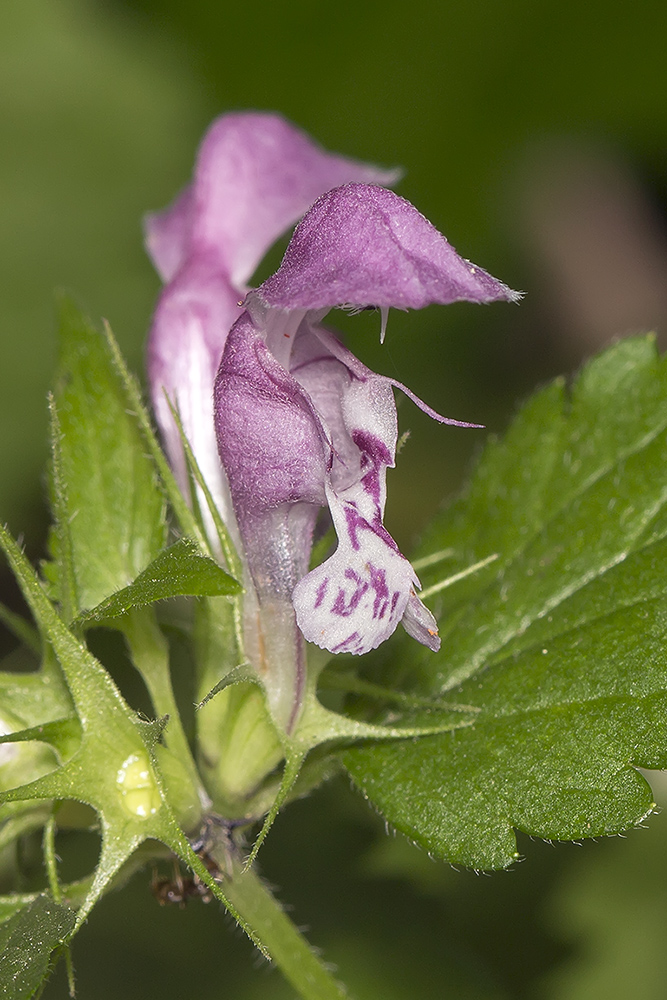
[368,564,390,619]
[361,470,381,506]
[344,504,400,553]
[360,466,384,508]
[314,577,329,609]
[331,569,369,616]
[351,429,393,467]
[344,506,363,551]
[332,631,361,653]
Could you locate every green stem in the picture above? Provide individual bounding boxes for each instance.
[43,816,76,995]
[221,862,349,1000]
[123,608,203,802]
[43,816,62,903]
[0,601,41,654]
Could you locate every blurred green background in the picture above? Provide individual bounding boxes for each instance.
[3,0,667,996]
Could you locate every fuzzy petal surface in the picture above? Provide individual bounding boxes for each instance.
[145,116,398,555]
[214,315,328,597]
[293,480,422,655]
[147,257,243,523]
[146,114,399,290]
[144,186,195,283]
[258,183,521,312]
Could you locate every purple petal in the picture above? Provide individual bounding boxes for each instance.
[145,115,400,546]
[288,326,361,491]
[144,186,195,283]
[290,348,434,655]
[293,481,441,656]
[257,183,522,312]
[214,313,333,732]
[147,257,243,518]
[214,314,329,595]
[288,327,444,656]
[146,114,399,290]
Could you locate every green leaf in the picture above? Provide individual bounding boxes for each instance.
[47,393,80,624]
[244,658,479,869]
[77,537,241,624]
[71,532,241,813]
[0,718,81,763]
[0,522,196,923]
[0,668,71,836]
[50,299,167,613]
[0,894,75,999]
[345,337,667,868]
[0,651,73,730]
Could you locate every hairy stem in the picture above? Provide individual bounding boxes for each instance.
[219,859,349,1000]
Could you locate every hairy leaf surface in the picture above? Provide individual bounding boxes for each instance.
[0,895,75,999]
[51,299,166,612]
[345,338,667,867]
[77,537,241,624]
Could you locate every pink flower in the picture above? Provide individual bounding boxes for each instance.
[147,115,519,730]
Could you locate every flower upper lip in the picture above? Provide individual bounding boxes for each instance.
[256,182,523,312]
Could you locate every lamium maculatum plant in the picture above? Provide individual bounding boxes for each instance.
[2,112,667,1000]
